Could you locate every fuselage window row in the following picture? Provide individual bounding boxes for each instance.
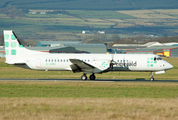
[46,59,133,63]
[45,59,91,63]
[45,59,69,62]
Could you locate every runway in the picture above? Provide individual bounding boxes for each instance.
[0,78,178,83]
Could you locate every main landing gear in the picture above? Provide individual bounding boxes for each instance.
[81,74,96,81]
[81,74,87,80]
[150,72,154,81]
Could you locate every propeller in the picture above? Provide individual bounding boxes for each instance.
[109,53,118,79]
[110,54,117,70]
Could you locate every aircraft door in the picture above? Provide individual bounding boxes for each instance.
[36,58,41,69]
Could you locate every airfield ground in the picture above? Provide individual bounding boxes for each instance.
[0,58,178,119]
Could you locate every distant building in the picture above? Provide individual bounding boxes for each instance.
[28,11,37,14]
[126,46,178,57]
[36,41,80,47]
[40,12,46,14]
[82,31,90,34]
[36,41,107,53]
[28,11,46,15]
[143,42,163,47]
[113,42,163,48]
[110,42,178,57]
[163,42,178,46]
[0,47,5,58]
[98,31,105,34]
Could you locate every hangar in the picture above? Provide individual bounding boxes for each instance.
[126,45,178,57]
[36,41,80,47]
[35,41,107,53]
[0,47,5,58]
[109,42,162,54]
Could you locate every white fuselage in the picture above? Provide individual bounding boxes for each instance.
[18,53,173,73]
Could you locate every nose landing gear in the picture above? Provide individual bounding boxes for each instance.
[150,72,154,81]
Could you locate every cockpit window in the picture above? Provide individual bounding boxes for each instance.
[157,57,162,60]
[154,57,156,61]
[154,57,162,61]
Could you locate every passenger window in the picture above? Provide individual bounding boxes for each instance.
[120,60,122,63]
[117,60,119,62]
[49,60,50,62]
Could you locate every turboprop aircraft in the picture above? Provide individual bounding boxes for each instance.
[3,30,173,81]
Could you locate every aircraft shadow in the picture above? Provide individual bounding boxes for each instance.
[36,78,178,83]
[0,78,177,83]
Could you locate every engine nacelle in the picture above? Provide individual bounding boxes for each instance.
[90,59,111,72]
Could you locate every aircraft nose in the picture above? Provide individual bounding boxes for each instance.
[169,64,173,69]
[165,63,173,70]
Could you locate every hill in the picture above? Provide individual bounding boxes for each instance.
[1,0,178,10]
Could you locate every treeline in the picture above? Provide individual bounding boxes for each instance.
[1,0,178,10]
[147,36,178,43]
[114,36,178,45]
[0,5,27,18]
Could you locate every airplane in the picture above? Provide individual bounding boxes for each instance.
[3,30,173,81]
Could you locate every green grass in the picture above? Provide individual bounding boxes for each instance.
[0,82,177,98]
[26,14,72,18]
[67,10,134,19]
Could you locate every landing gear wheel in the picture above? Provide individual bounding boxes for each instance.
[89,74,96,80]
[150,72,155,81]
[150,77,154,81]
[81,74,87,81]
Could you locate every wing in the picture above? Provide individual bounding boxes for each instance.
[69,59,95,73]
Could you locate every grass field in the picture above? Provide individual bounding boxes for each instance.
[0,81,178,119]
[67,10,134,19]
[1,98,177,120]
[0,57,178,119]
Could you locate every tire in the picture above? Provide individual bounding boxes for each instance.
[89,74,96,80]
[81,75,87,80]
[150,77,154,81]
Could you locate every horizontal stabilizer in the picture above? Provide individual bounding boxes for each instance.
[5,60,26,65]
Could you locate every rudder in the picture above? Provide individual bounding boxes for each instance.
[4,30,26,64]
